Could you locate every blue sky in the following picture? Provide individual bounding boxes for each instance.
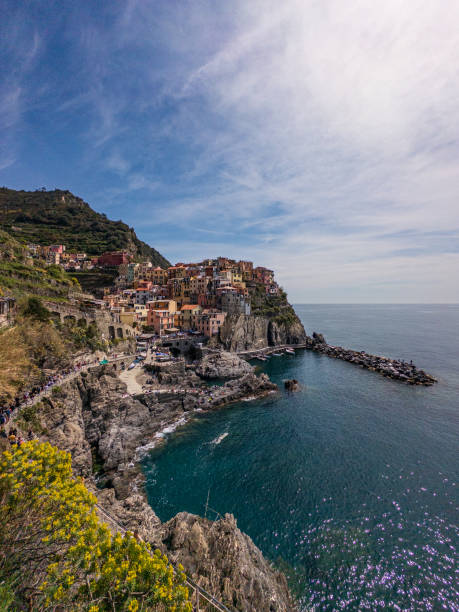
[1,0,458,302]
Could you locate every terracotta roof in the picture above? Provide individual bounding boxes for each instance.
[181,304,200,310]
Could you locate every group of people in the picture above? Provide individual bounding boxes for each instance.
[20,361,95,406]
[0,426,36,447]
[0,359,100,446]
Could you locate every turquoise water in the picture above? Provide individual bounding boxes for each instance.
[142,305,459,611]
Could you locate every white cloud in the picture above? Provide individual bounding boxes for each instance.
[1,0,458,301]
[149,0,459,301]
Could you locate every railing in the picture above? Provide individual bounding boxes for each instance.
[95,503,234,612]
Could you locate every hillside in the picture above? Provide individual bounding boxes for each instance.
[0,229,76,301]
[0,187,170,267]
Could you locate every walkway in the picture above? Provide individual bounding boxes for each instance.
[13,353,136,413]
[237,343,306,357]
[119,365,144,395]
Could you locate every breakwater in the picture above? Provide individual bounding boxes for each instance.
[307,332,437,386]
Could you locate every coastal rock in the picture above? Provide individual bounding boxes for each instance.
[39,368,192,494]
[219,314,306,352]
[311,331,326,345]
[29,365,293,611]
[223,372,277,398]
[160,512,296,612]
[146,360,202,387]
[195,350,254,379]
[219,314,270,351]
[95,487,161,540]
[268,319,307,347]
[284,379,300,392]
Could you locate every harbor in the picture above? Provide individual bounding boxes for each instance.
[239,334,437,386]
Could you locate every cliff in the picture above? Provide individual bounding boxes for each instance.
[24,366,295,611]
[219,314,307,352]
[218,285,307,352]
[0,187,170,267]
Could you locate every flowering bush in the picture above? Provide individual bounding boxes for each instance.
[0,441,192,610]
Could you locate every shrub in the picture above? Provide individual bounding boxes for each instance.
[0,441,192,611]
[16,402,44,434]
[21,296,51,322]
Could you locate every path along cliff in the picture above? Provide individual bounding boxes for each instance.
[18,359,296,612]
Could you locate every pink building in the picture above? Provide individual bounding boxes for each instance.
[147,309,176,336]
[49,244,65,254]
[194,310,226,337]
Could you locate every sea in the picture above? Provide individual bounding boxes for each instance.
[142,305,459,611]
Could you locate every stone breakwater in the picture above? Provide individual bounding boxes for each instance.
[307,332,437,386]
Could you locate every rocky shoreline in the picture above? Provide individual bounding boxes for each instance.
[14,352,295,611]
[306,332,437,386]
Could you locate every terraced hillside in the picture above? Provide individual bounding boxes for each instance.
[0,187,170,267]
[0,230,75,302]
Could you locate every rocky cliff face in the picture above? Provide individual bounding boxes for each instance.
[32,366,295,611]
[195,350,254,378]
[161,512,295,612]
[219,314,307,352]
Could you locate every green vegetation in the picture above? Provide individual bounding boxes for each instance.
[0,187,170,267]
[15,402,43,433]
[0,229,77,301]
[250,284,298,326]
[21,296,51,321]
[0,441,192,611]
[0,304,106,402]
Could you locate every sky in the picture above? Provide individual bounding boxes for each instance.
[1,0,458,303]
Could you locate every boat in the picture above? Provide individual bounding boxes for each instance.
[257,356,268,362]
[272,352,283,357]
[285,348,295,354]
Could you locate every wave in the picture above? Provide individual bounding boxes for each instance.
[212,432,229,445]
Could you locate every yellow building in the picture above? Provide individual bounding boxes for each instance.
[148,266,169,285]
[177,304,201,329]
[231,270,243,285]
[147,299,177,314]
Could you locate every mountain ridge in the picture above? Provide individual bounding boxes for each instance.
[0,187,170,268]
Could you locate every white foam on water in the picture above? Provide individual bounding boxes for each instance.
[136,416,188,457]
[212,432,229,445]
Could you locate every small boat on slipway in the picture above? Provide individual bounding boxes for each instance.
[285,348,295,355]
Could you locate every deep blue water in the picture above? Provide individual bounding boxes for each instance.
[142,305,459,611]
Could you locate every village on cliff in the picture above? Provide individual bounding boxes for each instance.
[1,244,280,340]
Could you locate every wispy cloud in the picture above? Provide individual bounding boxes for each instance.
[1,0,458,301]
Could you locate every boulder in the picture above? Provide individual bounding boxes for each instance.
[195,350,254,379]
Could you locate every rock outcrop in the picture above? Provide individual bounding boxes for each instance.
[219,314,307,352]
[195,350,254,379]
[161,512,295,612]
[31,366,294,611]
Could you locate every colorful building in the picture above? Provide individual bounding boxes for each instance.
[177,304,202,329]
[147,309,176,335]
[97,251,130,267]
[194,309,227,337]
